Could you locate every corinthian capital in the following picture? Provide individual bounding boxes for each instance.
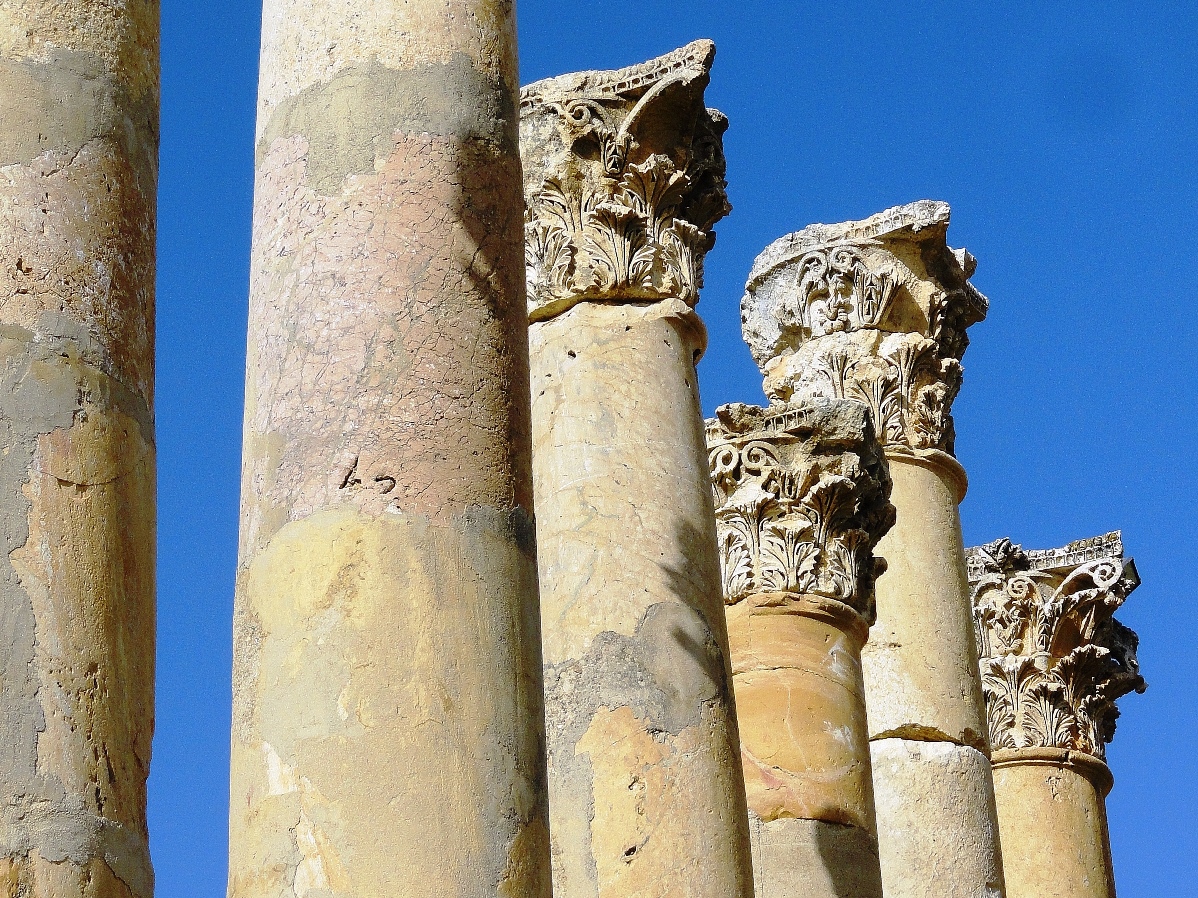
[741,201,988,455]
[520,40,731,321]
[967,532,1146,760]
[707,399,895,623]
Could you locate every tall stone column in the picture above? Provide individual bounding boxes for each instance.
[520,42,753,898]
[228,4,550,896]
[968,533,1145,898]
[707,400,895,898]
[742,201,1005,897]
[0,3,158,897]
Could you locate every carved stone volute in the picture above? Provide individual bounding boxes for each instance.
[707,399,895,626]
[967,532,1145,760]
[520,40,731,321]
[741,201,987,455]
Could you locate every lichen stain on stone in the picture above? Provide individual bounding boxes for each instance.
[255,54,516,195]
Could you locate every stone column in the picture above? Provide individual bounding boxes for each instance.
[707,400,895,898]
[742,201,1005,897]
[968,533,1145,898]
[228,3,550,896]
[520,42,752,898]
[0,3,158,897]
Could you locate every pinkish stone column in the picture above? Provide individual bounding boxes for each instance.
[228,2,551,896]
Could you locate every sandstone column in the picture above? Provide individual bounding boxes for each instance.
[708,400,895,898]
[968,533,1145,898]
[0,3,158,897]
[228,4,550,896]
[521,41,752,898]
[742,201,1005,897]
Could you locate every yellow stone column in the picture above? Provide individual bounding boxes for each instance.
[742,201,1005,897]
[707,400,895,898]
[228,3,551,896]
[0,2,158,896]
[521,42,753,898]
[968,533,1145,898]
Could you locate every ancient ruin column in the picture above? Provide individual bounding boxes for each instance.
[708,400,895,898]
[968,533,1145,898]
[0,3,158,897]
[520,42,753,898]
[228,4,550,896]
[742,201,1005,897]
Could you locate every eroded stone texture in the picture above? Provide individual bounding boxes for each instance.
[708,400,894,898]
[229,3,550,896]
[742,201,1004,898]
[0,2,158,896]
[991,759,1115,898]
[522,43,752,898]
[871,739,1004,898]
[522,40,730,322]
[968,533,1144,898]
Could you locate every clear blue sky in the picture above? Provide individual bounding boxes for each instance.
[155,2,1197,894]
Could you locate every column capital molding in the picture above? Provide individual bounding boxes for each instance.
[707,399,895,623]
[520,40,731,322]
[741,201,987,455]
[968,532,1146,761]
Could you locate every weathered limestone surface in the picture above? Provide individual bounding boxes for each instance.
[969,533,1145,898]
[522,42,753,898]
[871,739,1003,898]
[742,201,1005,898]
[0,2,158,896]
[709,400,895,898]
[992,759,1114,898]
[228,3,551,896]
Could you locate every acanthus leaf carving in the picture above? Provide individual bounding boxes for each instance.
[521,42,729,320]
[967,533,1145,759]
[707,400,894,621]
[741,202,988,455]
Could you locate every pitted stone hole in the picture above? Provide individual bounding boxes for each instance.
[567,350,577,358]
[624,845,638,859]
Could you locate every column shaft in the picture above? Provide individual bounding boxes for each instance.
[738,613,882,898]
[532,301,751,897]
[866,456,1003,895]
[992,757,1114,898]
[521,42,752,898]
[229,3,550,896]
[0,2,158,896]
[866,457,985,744]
